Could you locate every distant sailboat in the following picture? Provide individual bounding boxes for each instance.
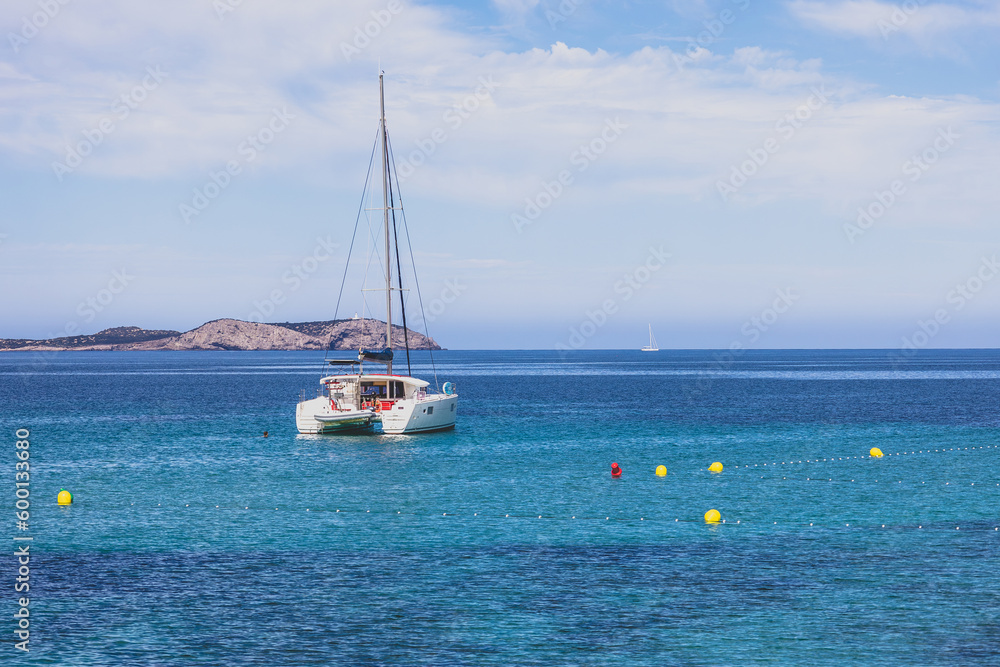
[641,324,659,352]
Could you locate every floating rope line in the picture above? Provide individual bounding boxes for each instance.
[732,444,999,469]
[746,477,999,485]
[118,502,1000,531]
[110,447,998,530]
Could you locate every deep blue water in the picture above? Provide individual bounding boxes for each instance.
[3,349,1000,665]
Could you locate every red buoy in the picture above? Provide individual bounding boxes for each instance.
[611,462,621,477]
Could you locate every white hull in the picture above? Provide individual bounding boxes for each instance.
[296,373,456,435]
[379,392,458,434]
[296,396,376,434]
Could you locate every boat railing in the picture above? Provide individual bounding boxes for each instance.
[297,388,326,403]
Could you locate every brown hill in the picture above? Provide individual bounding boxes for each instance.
[277,318,440,350]
[0,326,180,350]
[0,319,440,351]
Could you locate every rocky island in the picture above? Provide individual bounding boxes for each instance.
[0,319,441,351]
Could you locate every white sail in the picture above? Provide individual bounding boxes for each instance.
[641,324,659,351]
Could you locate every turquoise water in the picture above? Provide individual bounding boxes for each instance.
[3,350,1000,665]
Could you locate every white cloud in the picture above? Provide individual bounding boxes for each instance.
[0,0,485,176]
[788,0,1000,47]
[2,0,1000,342]
[0,0,995,209]
[0,0,996,221]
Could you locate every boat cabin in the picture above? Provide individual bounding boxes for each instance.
[322,373,429,411]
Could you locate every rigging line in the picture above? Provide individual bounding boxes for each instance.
[363,137,390,306]
[360,154,380,345]
[384,131,411,376]
[386,133,439,391]
[361,120,394,339]
[357,125,393,347]
[330,124,380,360]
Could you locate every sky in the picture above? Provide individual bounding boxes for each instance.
[1,0,999,350]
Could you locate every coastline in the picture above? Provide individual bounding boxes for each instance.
[0,317,442,352]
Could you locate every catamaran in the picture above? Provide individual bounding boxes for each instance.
[641,324,659,352]
[295,73,458,435]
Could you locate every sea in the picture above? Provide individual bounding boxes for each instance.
[3,349,999,665]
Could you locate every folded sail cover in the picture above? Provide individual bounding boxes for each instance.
[360,348,394,363]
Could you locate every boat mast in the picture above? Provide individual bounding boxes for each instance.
[379,72,393,376]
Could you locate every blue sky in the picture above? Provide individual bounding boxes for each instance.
[2,0,998,349]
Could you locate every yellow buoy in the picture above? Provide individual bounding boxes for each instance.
[704,509,721,523]
[57,489,72,505]
[870,447,883,458]
[655,465,667,477]
[708,461,723,473]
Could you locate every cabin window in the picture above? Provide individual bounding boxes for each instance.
[362,382,387,398]
[427,406,434,415]
[451,403,455,412]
